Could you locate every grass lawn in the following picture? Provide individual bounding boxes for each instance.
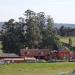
[0,62,75,75]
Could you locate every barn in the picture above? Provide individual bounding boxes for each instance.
[57,47,75,60]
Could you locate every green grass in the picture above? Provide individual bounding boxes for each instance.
[0,62,75,75]
[60,36,75,46]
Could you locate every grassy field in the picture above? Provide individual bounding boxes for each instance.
[60,36,75,47]
[0,62,75,75]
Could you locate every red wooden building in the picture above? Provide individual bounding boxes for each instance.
[20,49,52,60]
[20,48,74,61]
[57,47,74,60]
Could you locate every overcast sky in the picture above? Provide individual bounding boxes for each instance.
[0,0,75,23]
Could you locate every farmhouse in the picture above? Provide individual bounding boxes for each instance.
[20,49,58,60]
[0,53,37,63]
[21,49,50,60]
[20,48,75,61]
[0,47,74,64]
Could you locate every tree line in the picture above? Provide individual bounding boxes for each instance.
[0,9,60,54]
[57,26,75,36]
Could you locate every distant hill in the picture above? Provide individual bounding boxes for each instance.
[0,22,75,30]
[54,23,75,28]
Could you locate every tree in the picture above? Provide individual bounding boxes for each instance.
[1,19,26,54]
[25,9,41,48]
[1,9,60,54]
[43,16,58,49]
[59,26,65,36]
[69,38,72,46]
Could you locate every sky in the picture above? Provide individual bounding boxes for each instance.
[0,0,75,24]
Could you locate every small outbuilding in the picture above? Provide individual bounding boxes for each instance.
[57,47,74,60]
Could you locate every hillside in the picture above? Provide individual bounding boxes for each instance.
[54,23,75,28]
[60,36,75,47]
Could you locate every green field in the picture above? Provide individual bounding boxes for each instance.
[60,36,75,47]
[0,62,75,75]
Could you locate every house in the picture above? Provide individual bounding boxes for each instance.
[0,53,24,63]
[3,58,24,63]
[20,49,57,60]
[20,49,50,60]
[57,47,74,60]
[0,47,74,63]
[20,48,75,61]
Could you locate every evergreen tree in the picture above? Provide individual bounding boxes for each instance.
[1,9,60,54]
[25,9,41,48]
[1,19,25,54]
